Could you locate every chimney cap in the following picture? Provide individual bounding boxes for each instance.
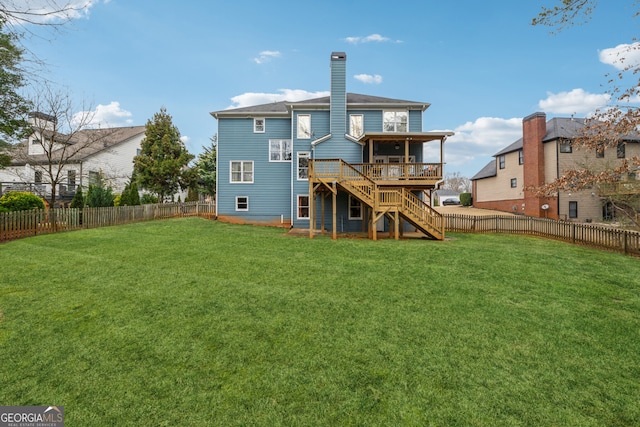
[331,52,347,61]
[523,112,546,123]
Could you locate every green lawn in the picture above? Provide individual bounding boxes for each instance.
[0,218,639,426]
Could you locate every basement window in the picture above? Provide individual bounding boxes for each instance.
[297,195,309,219]
[349,196,362,220]
[236,196,248,211]
[569,201,578,219]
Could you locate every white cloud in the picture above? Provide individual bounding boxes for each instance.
[344,34,400,44]
[180,135,190,144]
[73,101,133,128]
[5,0,108,24]
[599,42,640,71]
[227,89,330,109]
[538,88,610,114]
[253,50,281,64]
[424,117,523,172]
[354,74,383,84]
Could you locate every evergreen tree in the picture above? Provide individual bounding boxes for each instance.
[0,21,32,167]
[85,174,115,207]
[193,138,217,198]
[133,107,194,202]
[69,186,85,208]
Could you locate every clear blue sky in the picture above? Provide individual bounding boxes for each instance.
[21,0,640,177]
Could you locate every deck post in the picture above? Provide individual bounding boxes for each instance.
[395,211,400,240]
[321,193,326,234]
[309,180,314,239]
[332,182,337,240]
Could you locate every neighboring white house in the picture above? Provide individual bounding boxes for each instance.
[0,113,146,205]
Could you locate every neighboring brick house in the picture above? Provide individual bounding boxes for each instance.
[0,112,146,205]
[211,52,454,239]
[472,112,640,222]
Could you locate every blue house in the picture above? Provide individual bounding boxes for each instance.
[211,52,453,240]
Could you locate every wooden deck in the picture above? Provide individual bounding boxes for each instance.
[309,159,444,241]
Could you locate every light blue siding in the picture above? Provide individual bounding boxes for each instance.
[218,117,292,223]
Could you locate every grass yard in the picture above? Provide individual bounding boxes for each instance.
[0,218,639,426]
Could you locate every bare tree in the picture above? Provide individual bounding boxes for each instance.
[532,1,640,226]
[8,84,116,207]
[443,172,471,193]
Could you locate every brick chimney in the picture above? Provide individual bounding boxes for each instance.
[522,112,548,217]
[330,52,347,137]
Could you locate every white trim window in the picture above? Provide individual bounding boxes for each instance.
[348,195,362,220]
[236,196,249,211]
[269,139,292,162]
[254,118,265,133]
[297,152,310,180]
[383,111,408,132]
[230,161,254,183]
[350,114,364,138]
[297,114,311,139]
[297,195,310,219]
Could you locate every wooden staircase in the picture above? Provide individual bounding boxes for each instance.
[311,159,444,240]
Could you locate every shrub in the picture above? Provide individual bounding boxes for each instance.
[69,186,85,209]
[0,191,45,211]
[460,192,472,206]
[141,193,158,204]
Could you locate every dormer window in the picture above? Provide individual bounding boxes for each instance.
[254,118,265,133]
[383,111,408,132]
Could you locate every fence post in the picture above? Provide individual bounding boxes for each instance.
[623,231,628,255]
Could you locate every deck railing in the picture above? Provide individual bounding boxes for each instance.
[598,181,640,195]
[310,159,442,182]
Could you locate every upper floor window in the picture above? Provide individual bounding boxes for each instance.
[510,178,517,188]
[88,171,99,186]
[617,141,626,159]
[383,111,408,132]
[269,139,291,162]
[518,150,524,165]
[559,140,572,153]
[254,118,265,133]
[230,161,254,183]
[350,114,364,137]
[499,155,505,169]
[297,114,311,139]
[297,152,310,180]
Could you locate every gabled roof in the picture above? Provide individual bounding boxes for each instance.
[8,125,146,166]
[542,117,586,142]
[211,93,431,118]
[494,138,522,156]
[471,160,497,180]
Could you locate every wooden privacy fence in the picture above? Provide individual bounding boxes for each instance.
[444,214,640,256]
[0,202,216,243]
